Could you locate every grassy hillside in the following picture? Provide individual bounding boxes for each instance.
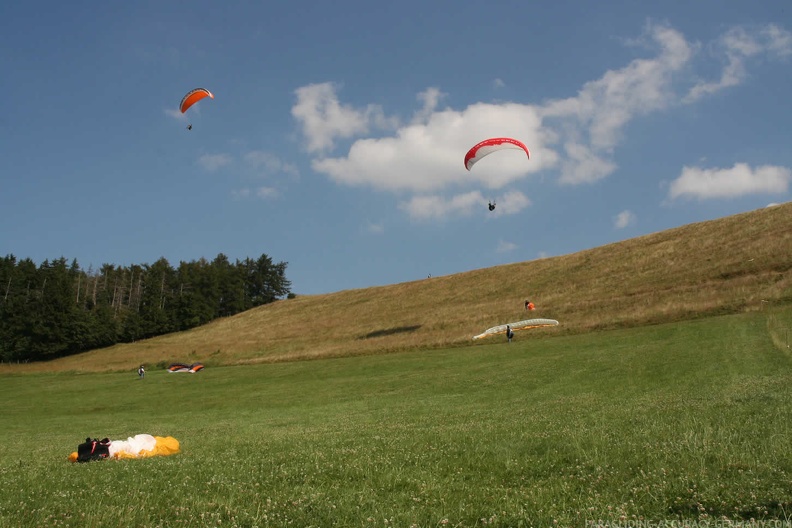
[3,202,790,373]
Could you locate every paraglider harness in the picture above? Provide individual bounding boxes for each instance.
[76,437,111,462]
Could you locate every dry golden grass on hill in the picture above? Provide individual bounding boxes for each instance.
[4,202,791,373]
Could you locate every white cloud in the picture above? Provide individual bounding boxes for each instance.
[313,101,554,193]
[292,82,396,153]
[668,163,791,200]
[290,23,790,220]
[198,154,233,171]
[557,142,618,185]
[614,210,636,229]
[497,239,518,253]
[488,190,532,217]
[299,22,694,194]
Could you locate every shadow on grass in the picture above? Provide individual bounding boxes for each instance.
[359,325,422,339]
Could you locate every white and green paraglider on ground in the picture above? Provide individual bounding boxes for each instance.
[473,319,559,340]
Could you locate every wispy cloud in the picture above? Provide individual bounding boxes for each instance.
[231,186,279,200]
[542,23,692,184]
[198,154,233,171]
[614,210,636,229]
[399,192,484,221]
[205,150,296,199]
[685,24,792,102]
[497,239,518,253]
[412,87,446,125]
[398,189,531,221]
[763,24,792,56]
[255,186,279,199]
[669,163,791,200]
[244,151,300,178]
[164,108,186,121]
[363,221,384,235]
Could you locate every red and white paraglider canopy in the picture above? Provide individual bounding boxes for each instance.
[464,137,530,171]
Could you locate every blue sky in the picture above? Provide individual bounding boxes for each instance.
[2,1,791,295]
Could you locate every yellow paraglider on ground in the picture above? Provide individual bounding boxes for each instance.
[68,434,180,463]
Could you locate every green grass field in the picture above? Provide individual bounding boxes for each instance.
[2,308,791,527]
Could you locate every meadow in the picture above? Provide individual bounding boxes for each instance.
[1,306,791,527]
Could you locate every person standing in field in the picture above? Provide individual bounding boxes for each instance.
[506,325,514,343]
[138,365,145,379]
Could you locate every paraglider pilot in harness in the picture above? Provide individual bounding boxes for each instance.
[488,201,496,212]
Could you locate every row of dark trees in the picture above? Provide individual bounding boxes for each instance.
[0,253,292,362]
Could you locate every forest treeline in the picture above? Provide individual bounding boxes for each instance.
[0,253,292,362]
